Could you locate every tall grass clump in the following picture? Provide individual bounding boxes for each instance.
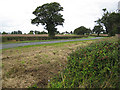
[49,37,119,88]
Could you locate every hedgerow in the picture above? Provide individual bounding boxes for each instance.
[49,37,119,88]
[2,36,88,42]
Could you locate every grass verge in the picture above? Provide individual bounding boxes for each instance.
[2,37,104,50]
[2,36,99,44]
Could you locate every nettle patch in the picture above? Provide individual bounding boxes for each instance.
[49,38,119,88]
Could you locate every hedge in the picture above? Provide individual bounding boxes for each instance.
[2,36,88,42]
[49,37,119,88]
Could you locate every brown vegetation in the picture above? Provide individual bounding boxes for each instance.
[2,40,94,88]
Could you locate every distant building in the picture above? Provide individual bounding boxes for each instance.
[118,1,120,13]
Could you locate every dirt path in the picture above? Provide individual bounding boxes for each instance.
[1,37,103,49]
[2,40,96,88]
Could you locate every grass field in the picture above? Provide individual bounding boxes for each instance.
[2,38,103,88]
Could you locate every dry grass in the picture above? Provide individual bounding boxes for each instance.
[2,40,95,88]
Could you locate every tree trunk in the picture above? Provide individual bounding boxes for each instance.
[48,30,55,38]
[97,33,100,36]
[47,24,56,38]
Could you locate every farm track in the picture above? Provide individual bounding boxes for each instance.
[1,37,103,49]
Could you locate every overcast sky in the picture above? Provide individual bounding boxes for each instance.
[0,0,120,33]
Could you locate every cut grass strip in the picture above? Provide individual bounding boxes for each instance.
[2,38,104,50]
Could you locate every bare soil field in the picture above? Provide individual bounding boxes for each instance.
[2,40,95,88]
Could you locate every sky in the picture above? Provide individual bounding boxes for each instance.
[0,0,120,33]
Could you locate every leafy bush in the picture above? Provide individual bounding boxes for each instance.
[49,37,119,88]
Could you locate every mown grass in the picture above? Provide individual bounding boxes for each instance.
[2,37,104,50]
[48,37,119,88]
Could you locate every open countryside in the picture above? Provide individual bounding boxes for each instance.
[1,0,120,89]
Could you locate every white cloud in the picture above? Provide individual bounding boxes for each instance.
[0,0,120,33]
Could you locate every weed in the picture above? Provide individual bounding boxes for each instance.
[21,61,25,64]
[28,83,38,88]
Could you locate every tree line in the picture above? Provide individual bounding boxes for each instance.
[1,30,48,35]
[1,2,120,36]
[31,2,120,37]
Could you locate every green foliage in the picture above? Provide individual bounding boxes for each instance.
[28,30,48,34]
[21,60,25,64]
[93,25,104,36]
[28,84,38,88]
[116,26,120,34]
[49,38,119,88]
[95,8,120,36]
[31,2,64,37]
[2,31,8,34]
[74,26,91,35]
[28,30,34,34]
[11,30,22,34]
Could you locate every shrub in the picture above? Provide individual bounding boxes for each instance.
[49,37,119,88]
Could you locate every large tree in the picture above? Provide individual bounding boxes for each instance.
[31,2,64,37]
[95,9,120,36]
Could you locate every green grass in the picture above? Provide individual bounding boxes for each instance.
[2,38,104,50]
[2,36,98,44]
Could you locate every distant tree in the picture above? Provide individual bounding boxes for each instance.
[35,30,40,34]
[65,31,69,34]
[2,31,8,34]
[11,30,22,34]
[74,26,89,35]
[93,25,104,36]
[86,28,92,35]
[61,32,64,34]
[31,2,64,37]
[29,30,34,34]
[40,31,47,34]
[70,31,73,34]
[55,31,60,34]
[18,30,22,34]
[11,31,16,34]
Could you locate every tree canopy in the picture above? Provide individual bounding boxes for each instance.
[93,25,104,36]
[95,9,120,36]
[31,2,64,37]
[74,26,91,35]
